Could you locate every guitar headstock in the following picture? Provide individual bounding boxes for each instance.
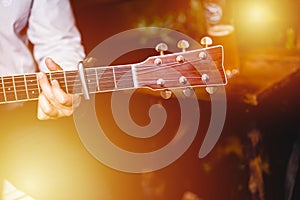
[133,40,227,93]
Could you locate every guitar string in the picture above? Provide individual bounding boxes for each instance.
[84,58,219,85]
[5,55,217,82]
[0,58,222,95]
[1,74,209,90]
[3,72,220,91]
[136,60,216,75]
[1,72,221,93]
[1,57,218,84]
[0,75,221,96]
[0,74,222,97]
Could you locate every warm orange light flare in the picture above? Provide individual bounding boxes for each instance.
[243,2,273,26]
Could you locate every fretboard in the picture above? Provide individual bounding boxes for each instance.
[0,64,134,104]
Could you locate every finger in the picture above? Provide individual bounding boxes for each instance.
[38,93,57,120]
[37,104,51,120]
[37,107,49,120]
[38,72,55,102]
[51,79,73,106]
[45,57,62,71]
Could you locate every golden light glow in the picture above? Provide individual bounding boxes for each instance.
[234,1,285,47]
[244,2,272,25]
[2,180,34,200]
[247,4,266,22]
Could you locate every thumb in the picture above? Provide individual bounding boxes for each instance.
[45,57,62,71]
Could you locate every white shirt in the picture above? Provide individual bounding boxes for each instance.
[0,0,85,76]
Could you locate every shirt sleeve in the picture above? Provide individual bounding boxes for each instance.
[27,0,85,72]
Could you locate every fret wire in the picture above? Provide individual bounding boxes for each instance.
[23,74,29,99]
[12,76,18,100]
[36,74,41,94]
[49,71,66,92]
[66,71,79,94]
[63,71,69,93]
[25,74,37,99]
[95,67,114,91]
[1,76,7,102]
[95,68,100,91]
[131,65,138,88]
[112,66,117,89]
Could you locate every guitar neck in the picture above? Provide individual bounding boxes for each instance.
[0,64,135,104]
[0,45,226,104]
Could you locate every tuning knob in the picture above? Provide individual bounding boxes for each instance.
[200,36,213,48]
[155,43,168,55]
[177,40,190,52]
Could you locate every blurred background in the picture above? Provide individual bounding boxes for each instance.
[69,0,300,199]
[0,0,300,200]
[2,1,300,200]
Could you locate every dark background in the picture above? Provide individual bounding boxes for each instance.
[66,0,300,199]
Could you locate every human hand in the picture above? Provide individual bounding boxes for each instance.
[37,57,81,120]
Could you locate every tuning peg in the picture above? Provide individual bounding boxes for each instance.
[155,43,168,55]
[200,36,213,48]
[177,40,190,52]
[160,89,172,99]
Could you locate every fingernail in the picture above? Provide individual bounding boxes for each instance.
[45,57,52,63]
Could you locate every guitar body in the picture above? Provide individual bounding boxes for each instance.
[0,95,207,199]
